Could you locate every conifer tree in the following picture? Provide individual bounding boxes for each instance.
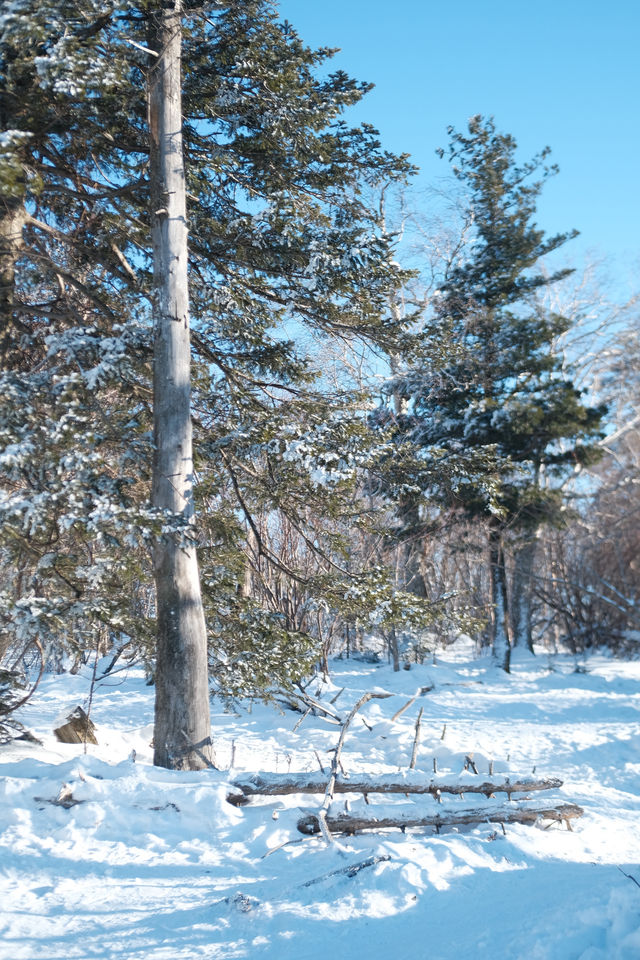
[392,117,604,670]
[0,2,414,753]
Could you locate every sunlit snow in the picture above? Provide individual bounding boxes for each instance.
[1,647,640,959]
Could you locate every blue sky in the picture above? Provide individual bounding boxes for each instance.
[279,0,639,297]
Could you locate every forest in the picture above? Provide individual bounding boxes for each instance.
[0,1,638,761]
[2,3,640,958]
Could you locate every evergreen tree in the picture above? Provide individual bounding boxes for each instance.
[0,2,415,753]
[0,0,154,670]
[391,117,604,670]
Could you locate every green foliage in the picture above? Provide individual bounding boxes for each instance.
[0,1,418,690]
[390,116,605,531]
[207,596,317,703]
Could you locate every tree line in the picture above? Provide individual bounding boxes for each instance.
[1,0,637,764]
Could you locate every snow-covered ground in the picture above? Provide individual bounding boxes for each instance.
[2,646,640,960]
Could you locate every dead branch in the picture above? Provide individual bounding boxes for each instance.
[318,691,393,844]
[297,802,584,836]
[226,772,564,805]
[409,707,424,770]
[391,695,417,722]
[276,689,342,724]
[301,854,391,886]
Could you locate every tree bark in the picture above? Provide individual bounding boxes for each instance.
[510,535,538,652]
[148,0,212,770]
[489,524,512,672]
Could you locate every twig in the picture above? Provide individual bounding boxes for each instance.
[392,695,417,722]
[180,730,217,770]
[409,707,424,770]
[123,36,159,57]
[318,691,392,844]
[84,642,101,754]
[617,867,640,889]
[261,837,309,859]
[292,708,312,733]
[463,754,479,775]
[302,855,391,886]
[4,639,45,715]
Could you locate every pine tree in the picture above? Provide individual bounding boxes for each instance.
[392,117,604,670]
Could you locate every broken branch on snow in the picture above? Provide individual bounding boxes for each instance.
[226,772,564,806]
[297,802,584,836]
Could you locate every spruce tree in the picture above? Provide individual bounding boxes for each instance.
[392,117,604,670]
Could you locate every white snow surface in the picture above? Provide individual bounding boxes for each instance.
[2,647,640,959]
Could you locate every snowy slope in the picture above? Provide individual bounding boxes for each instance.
[2,648,640,960]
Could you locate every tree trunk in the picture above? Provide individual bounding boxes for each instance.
[0,194,26,365]
[388,625,400,672]
[510,535,537,653]
[148,0,212,770]
[397,496,428,598]
[488,524,512,672]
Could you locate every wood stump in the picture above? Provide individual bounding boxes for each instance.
[54,707,97,745]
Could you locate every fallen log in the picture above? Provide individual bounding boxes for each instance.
[297,802,584,836]
[227,772,563,806]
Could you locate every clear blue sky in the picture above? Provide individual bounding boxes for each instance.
[279,0,639,296]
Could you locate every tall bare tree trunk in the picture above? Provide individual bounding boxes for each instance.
[148,1,213,770]
[510,535,537,653]
[489,524,512,672]
[397,496,428,599]
[0,177,26,667]
[0,194,26,365]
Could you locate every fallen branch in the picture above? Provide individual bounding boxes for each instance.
[227,772,563,806]
[617,866,640,889]
[301,854,391,886]
[318,691,393,844]
[391,695,417,722]
[297,802,584,836]
[277,689,342,724]
[409,707,424,770]
[316,693,384,843]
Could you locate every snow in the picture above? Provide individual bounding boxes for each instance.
[2,648,640,959]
